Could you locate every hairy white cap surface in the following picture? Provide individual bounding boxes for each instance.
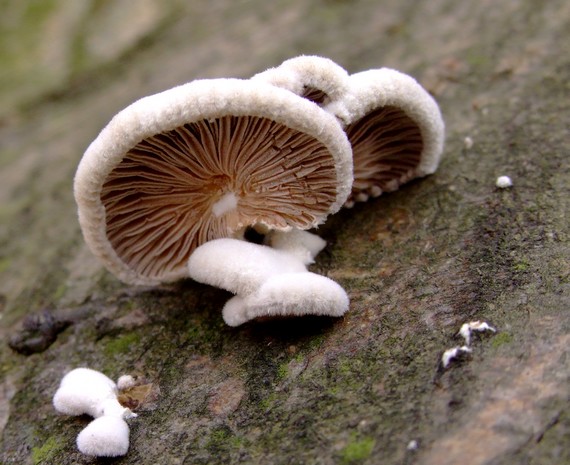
[74,78,353,286]
[53,368,119,418]
[253,55,349,105]
[222,272,349,327]
[188,238,306,295]
[76,416,130,457]
[188,237,349,326]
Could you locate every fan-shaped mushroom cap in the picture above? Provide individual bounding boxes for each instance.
[325,68,445,205]
[188,238,306,296]
[76,416,130,457]
[252,55,349,105]
[222,272,349,327]
[53,368,118,418]
[188,237,349,326]
[75,78,353,285]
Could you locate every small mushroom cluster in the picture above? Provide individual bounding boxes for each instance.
[53,368,137,457]
[74,55,444,326]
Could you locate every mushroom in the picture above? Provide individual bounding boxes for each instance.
[53,368,137,457]
[74,78,353,286]
[187,238,349,326]
[252,55,349,105]
[255,56,445,207]
[76,416,130,457]
[53,367,125,418]
[325,68,445,206]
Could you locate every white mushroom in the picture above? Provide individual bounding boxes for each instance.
[74,78,353,286]
[223,272,349,327]
[325,68,445,206]
[53,368,137,457]
[76,416,130,457]
[252,55,349,105]
[53,368,122,418]
[495,175,513,188]
[187,238,349,326]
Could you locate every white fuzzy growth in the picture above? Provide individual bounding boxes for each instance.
[252,55,350,102]
[496,175,513,188]
[189,237,350,326]
[53,368,119,418]
[117,374,136,391]
[464,136,474,149]
[223,272,349,327]
[441,346,472,368]
[266,230,327,265]
[77,416,130,457]
[188,238,306,295]
[458,321,496,346]
[212,192,238,217]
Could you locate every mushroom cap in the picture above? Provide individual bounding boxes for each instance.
[76,416,130,457]
[252,55,349,105]
[222,272,349,326]
[324,68,445,205]
[53,368,118,418]
[188,238,306,296]
[75,78,353,285]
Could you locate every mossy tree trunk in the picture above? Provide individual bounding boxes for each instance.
[1,1,569,464]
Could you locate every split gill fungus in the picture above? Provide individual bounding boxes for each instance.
[74,78,353,286]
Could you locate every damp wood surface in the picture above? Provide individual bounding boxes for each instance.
[1,1,569,464]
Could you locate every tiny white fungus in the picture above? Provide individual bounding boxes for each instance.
[53,368,137,457]
[441,346,472,368]
[117,374,137,391]
[458,321,496,346]
[496,175,513,188]
[464,136,474,149]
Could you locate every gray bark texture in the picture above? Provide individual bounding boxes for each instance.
[1,1,569,464]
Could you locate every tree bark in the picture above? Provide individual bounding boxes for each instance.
[1,1,569,464]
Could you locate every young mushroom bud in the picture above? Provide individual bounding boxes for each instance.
[74,78,353,285]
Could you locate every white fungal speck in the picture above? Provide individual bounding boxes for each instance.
[496,175,513,188]
[407,439,419,451]
[464,136,474,149]
[117,375,136,391]
[458,321,496,346]
[441,346,472,368]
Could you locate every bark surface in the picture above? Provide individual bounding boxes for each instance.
[1,1,569,464]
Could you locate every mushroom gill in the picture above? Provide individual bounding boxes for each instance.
[100,115,338,281]
[344,106,423,203]
[301,86,328,105]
